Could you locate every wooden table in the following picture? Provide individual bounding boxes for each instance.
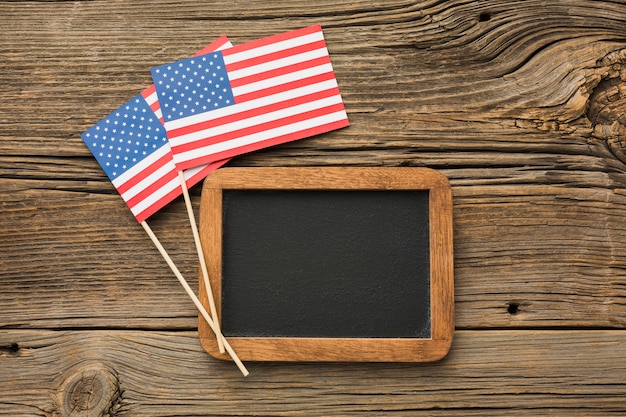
[2,1,625,415]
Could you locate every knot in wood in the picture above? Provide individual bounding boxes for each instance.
[587,53,626,165]
[55,363,122,417]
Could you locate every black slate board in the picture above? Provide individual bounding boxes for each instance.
[220,189,431,339]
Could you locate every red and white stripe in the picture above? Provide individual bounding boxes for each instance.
[164,25,349,171]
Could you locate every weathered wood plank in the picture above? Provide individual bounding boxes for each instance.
[1,1,625,166]
[1,329,625,416]
[0,177,206,329]
[2,173,624,329]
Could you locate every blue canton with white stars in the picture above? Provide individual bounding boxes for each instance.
[151,51,235,122]
[81,94,168,181]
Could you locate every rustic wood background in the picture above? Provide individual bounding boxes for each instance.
[2,1,625,415]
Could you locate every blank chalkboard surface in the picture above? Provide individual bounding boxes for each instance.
[198,167,454,362]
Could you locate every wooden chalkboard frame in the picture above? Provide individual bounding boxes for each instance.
[198,167,454,362]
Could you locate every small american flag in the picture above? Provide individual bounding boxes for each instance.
[151,25,349,170]
[81,37,232,222]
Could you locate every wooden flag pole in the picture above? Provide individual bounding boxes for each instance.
[140,221,249,377]
[178,171,225,353]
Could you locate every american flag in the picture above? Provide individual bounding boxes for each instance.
[151,25,349,171]
[81,37,232,222]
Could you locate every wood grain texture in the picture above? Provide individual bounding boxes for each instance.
[1,0,626,414]
[1,329,625,416]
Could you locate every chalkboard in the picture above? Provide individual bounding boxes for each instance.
[198,167,454,362]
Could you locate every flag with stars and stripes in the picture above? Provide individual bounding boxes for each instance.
[151,25,349,171]
[81,37,232,222]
